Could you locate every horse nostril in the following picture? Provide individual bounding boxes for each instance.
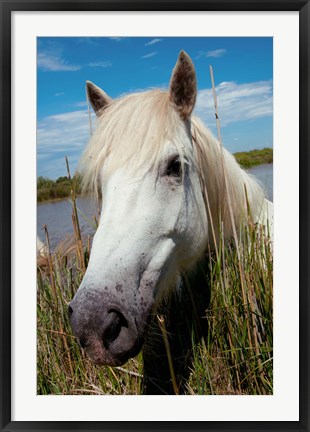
[79,336,88,349]
[68,304,73,319]
[102,310,128,349]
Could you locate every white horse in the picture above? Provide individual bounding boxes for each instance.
[69,51,273,394]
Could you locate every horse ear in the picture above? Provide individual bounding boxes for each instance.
[86,81,112,116]
[169,50,197,120]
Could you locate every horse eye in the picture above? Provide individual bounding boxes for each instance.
[166,157,182,177]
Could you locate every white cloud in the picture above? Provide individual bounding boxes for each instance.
[38,52,81,72]
[37,109,96,177]
[194,80,273,127]
[145,38,162,46]
[55,92,64,97]
[78,37,101,46]
[46,111,89,123]
[207,49,226,58]
[142,52,157,59]
[70,101,88,107]
[88,61,112,68]
[196,49,226,59]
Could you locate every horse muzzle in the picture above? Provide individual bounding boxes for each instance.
[68,291,143,366]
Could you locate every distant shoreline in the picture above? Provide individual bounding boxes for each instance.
[233,147,273,169]
[37,148,273,203]
[37,196,73,205]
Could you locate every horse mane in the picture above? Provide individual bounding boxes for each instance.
[190,117,265,247]
[79,89,266,247]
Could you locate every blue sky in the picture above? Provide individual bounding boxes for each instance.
[37,37,273,179]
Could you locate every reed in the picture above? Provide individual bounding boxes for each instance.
[187,215,273,395]
[37,204,272,395]
[157,315,179,395]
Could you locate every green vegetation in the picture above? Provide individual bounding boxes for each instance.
[188,222,273,395]
[234,147,273,169]
[37,188,273,395]
[37,174,82,203]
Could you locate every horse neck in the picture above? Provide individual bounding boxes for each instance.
[191,117,265,249]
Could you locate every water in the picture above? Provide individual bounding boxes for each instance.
[247,163,273,202]
[37,196,100,249]
[37,163,273,249]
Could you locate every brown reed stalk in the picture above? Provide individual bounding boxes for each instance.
[43,225,58,309]
[210,69,248,301]
[209,65,241,257]
[42,224,74,377]
[65,156,85,272]
[209,65,256,388]
[191,131,227,303]
[243,185,265,393]
[193,137,219,261]
[86,85,93,136]
[157,315,179,395]
[87,235,91,258]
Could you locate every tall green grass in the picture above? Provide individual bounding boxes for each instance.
[187,220,273,395]
[37,206,273,395]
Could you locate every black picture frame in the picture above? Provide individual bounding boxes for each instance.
[1,1,309,431]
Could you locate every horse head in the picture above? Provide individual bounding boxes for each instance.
[68,51,209,366]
